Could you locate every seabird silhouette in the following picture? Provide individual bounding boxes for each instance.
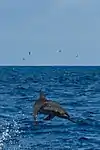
[29,52,31,55]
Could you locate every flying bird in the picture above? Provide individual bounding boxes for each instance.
[23,58,25,61]
[76,54,78,58]
[29,52,31,55]
[57,50,62,53]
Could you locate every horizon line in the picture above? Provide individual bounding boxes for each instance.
[0,64,100,67]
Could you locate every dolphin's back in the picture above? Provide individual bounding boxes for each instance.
[39,100,66,115]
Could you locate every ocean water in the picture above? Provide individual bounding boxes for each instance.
[0,66,100,150]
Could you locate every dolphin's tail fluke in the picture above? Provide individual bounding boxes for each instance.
[67,116,76,123]
[62,113,76,123]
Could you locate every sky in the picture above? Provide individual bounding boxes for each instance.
[0,0,100,66]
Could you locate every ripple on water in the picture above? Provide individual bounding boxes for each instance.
[0,66,100,149]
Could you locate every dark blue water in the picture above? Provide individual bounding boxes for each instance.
[0,66,100,150]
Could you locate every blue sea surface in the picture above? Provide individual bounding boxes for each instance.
[0,66,100,150]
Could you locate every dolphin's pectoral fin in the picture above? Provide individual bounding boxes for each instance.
[44,114,55,121]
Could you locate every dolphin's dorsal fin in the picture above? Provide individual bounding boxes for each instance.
[39,90,45,100]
